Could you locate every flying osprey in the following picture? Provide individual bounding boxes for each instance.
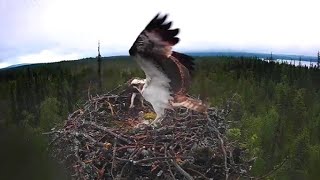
[128,13,208,126]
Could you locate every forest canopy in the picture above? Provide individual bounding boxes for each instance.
[0,56,319,179]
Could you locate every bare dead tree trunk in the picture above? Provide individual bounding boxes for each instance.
[317,51,320,69]
[97,40,102,92]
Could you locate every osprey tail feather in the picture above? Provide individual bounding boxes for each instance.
[171,95,209,113]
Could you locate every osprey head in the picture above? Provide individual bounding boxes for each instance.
[127,77,146,94]
[126,77,146,87]
[130,78,146,85]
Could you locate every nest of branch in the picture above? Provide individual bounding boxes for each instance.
[45,84,253,180]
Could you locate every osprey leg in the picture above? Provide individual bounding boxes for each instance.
[150,115,164,127]
[129,93,137,108]
[133,86,142,94]
[150,105,166,127]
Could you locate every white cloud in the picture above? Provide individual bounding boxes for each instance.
[0,62,10,69]
[40,0,320,55]
[1,0,320,66]
[0,48,81,68]
[0,47,87,68]
[16,49,81,64]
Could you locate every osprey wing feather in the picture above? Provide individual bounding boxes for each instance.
[129,13,208,125]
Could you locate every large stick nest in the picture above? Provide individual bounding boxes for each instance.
[45,84,253,180]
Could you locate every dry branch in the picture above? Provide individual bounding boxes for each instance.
[44,83,254,180]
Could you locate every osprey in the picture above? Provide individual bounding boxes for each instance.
[129,13,208,126]
[126,77,146,109]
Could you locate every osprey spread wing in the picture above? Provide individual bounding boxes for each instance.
[129,13,208,125]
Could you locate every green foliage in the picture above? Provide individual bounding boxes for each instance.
[0,127,69,180]
[1,56,320,179]
[20,110,36,128]
[307,145,320,179]
[39,97,62,131]
[227,128,241,141]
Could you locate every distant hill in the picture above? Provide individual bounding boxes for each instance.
[186,51,318,61]
[1,51,318,70]
[2,63,30,69]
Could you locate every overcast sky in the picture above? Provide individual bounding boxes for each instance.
[0,0,319,68]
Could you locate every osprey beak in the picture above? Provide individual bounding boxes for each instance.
[126,77,134,86]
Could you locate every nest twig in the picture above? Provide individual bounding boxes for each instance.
[44,84,254,180]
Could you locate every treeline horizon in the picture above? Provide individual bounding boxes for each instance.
[2,49,320,70]
[0,56,320,179]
